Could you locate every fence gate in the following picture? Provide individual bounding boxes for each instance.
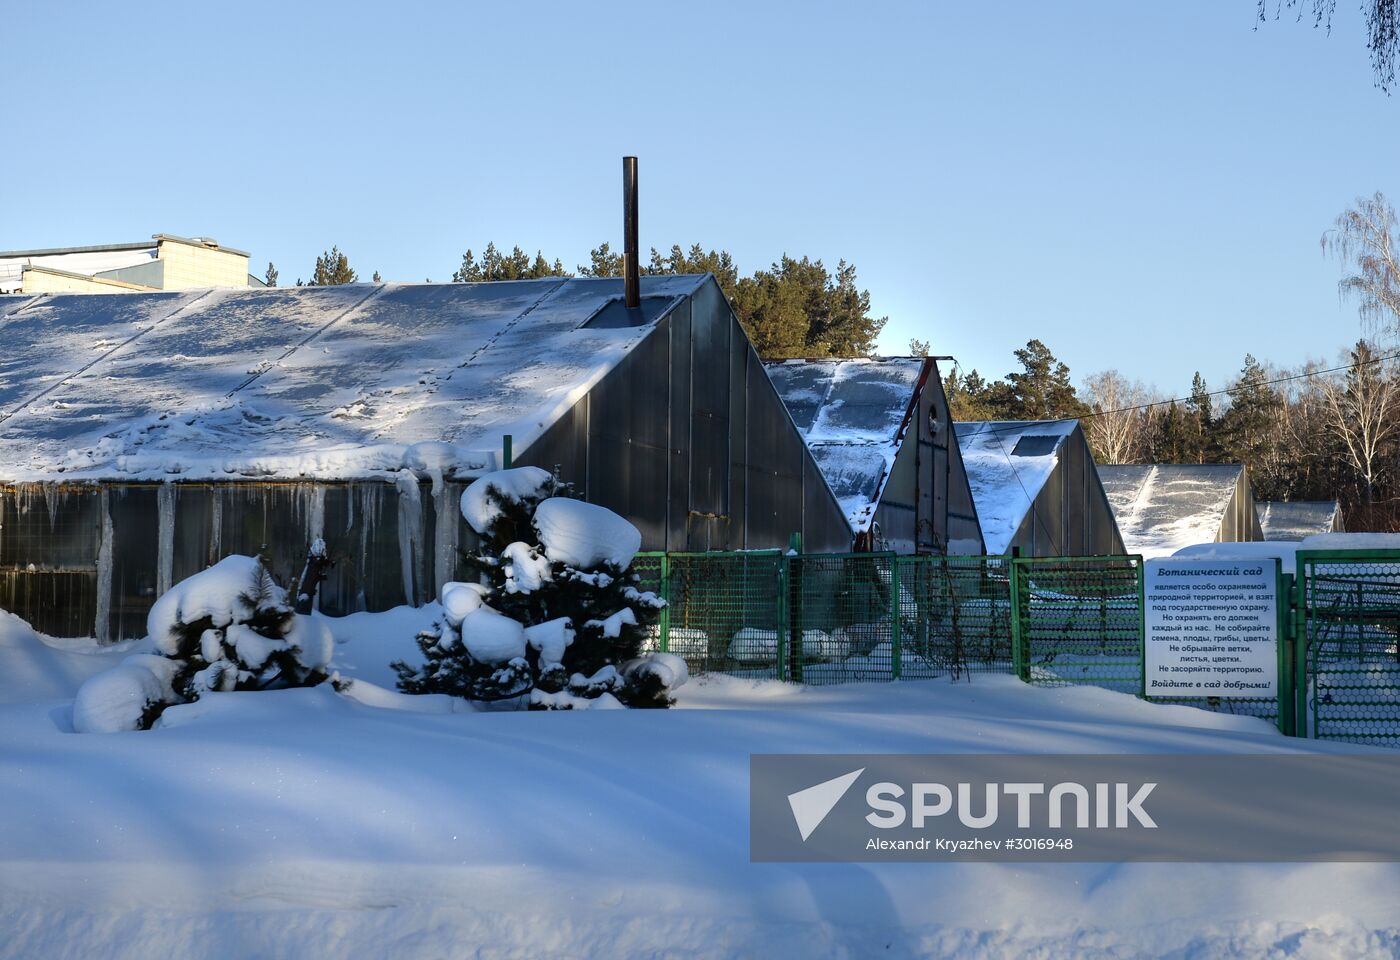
[1297,549,1400,745]
[1010,555,1144,695]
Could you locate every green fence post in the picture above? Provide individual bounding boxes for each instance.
[1137,557,1147,699]
[658,553,671,654]
[1009,551,1028,682]
[890,558,902,681]
[502,434,513,469]
[1293,559,1308,739]
[777,552,792,683]
[1277,568,1294,737]
[786,547,804,684]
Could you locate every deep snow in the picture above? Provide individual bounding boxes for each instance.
[2,608,1400,958]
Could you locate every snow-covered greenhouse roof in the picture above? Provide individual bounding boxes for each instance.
[954,419,1078,555]
[1097,464,1248,557]
[1257,500,1342,541]
[764,357,927,531]
[0,276,707,484]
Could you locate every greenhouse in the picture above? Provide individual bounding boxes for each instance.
[954,420,1124,557]
[765,357,983,554]
[1097,463,1263,558]
[1256,500,1344,540]
[0,275,851,640]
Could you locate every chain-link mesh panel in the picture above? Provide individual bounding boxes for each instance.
[896,556,1014,680]
[788,554,895,684]
[1015,557,1143,693]
[1301,551,1400,746]
[641,552,785,679]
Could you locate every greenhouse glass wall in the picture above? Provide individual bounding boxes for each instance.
[766,357,984,555]
[0,276,851,640]
[955,420,1125,558]
[1098,464,1263,558]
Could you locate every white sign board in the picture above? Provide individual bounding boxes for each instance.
[1143,558,1279,699]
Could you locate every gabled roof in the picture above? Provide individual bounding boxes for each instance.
[0,275,706,484]
[764,357,927,531]
[1098,463,1246,557]
[954,420,1079,555]
[1257,500,1341,541]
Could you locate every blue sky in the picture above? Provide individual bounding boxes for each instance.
[2,1,1395,394]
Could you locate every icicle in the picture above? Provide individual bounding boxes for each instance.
[306,485,326,612]
[94,488,113,644]
[210,488,223,563]
[433,480,460,597]
[395,470,423,606]
[306,485,326,545]
[156,482,176,597]
[43,482,59,532]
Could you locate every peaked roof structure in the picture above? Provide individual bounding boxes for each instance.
[1098,463,1263,558]
[955,420,1083,555]
[1257,500,1344,540]
[764,358,925,531]
[765,357,984,554]
[0,276,705,484]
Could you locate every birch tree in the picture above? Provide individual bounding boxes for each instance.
[1319,341,1400,506]
[1082,370,1146,464]
[1323,193,1400,340]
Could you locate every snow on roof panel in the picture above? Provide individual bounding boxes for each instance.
[954,420,1076,555]
[0,276,707,484]
[765,358,925,531]
[1257,500,1340,541]
[0,290,203,418]
[1098,463,1245,557]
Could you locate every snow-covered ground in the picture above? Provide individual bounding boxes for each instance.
[3,609,1400,958]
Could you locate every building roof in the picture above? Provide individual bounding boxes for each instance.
[764,357,927,531]
[0,235,250,260]
[0,235,249,293]
[954,419,1079,555]
[0,275,706,484]
[1098,463,1246,557]
[1256,500,1341,541]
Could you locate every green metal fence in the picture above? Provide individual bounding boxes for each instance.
[1297,549,1400,746]
[633,546,1400,747]
[1010,555,1144,694]
[634,551,786,679]
[896,555,1014,680]
[636,551,1015,684]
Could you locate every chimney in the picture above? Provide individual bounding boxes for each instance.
[623,155,640,309]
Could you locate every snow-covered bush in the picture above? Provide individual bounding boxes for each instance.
[394,468,678,707]
[73,655,178,733]
[75,555,332,732]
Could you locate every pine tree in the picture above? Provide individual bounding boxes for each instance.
[1156,400,1189,462]
[579,241,624,278]
[1184,371,1215,463]
[908,338,931,357]
[1218,354,1284,485]
[393,469,676,708]
[264,262,279,287]
[308,247,357,285]
[455,243,571,282]
[372,270,382,283]
[1004,339,1089,420]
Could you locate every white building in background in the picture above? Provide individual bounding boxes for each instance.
[0,234,259,294]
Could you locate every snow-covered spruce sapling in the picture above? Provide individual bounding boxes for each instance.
[74,553,333,732]
[149,554,333,700]
[393,467,682,707]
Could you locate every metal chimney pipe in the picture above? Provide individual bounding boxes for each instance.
[623,156,640,308]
